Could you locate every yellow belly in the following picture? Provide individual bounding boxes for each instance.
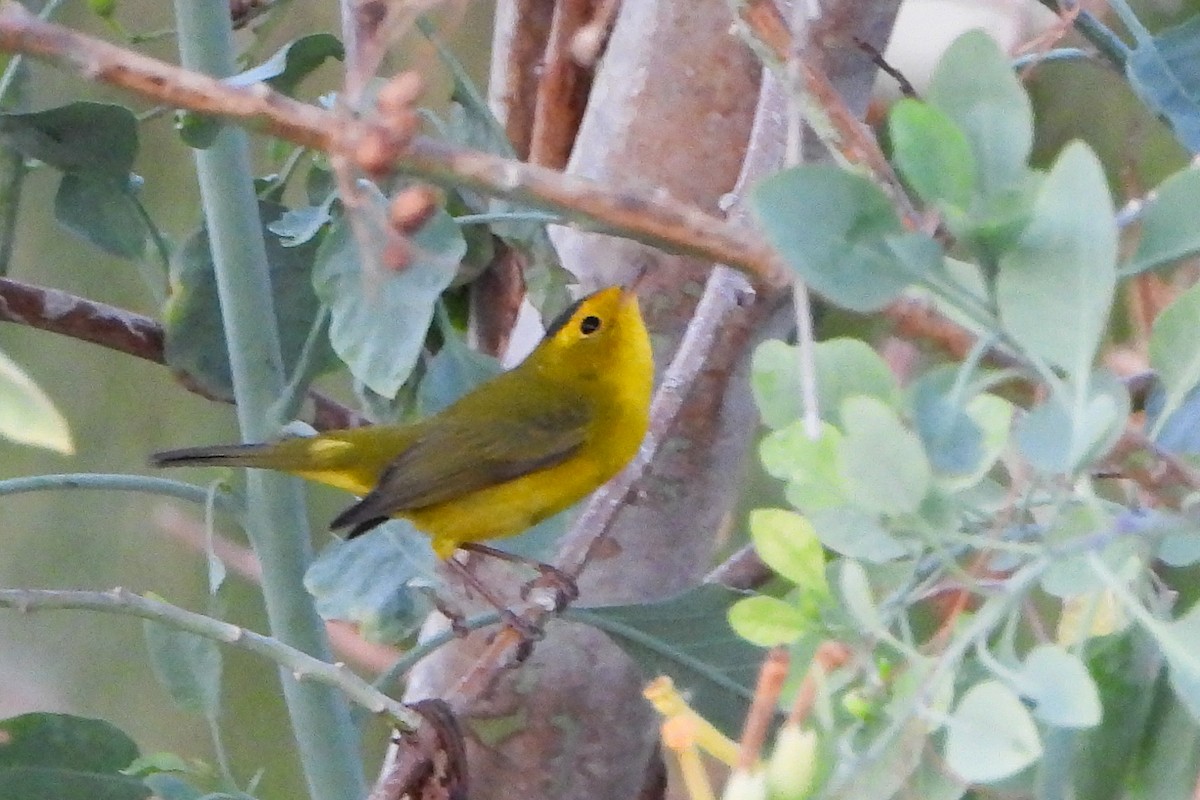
[399,456,612,558]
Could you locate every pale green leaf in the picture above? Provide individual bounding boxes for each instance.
[143,619,222,717]
[748,508,827,590]
[727,595,808,647]
[1125,167,1200,275]
[889,99,976,209]
[837,396,930,515]
[928,30,1033,196]
[807,506,910,562]
[996,142,1116,378]
[314,206,465,398]
[759,421,847,511]
[751,166,914,312]
[0,348,73,454]
[1150,281,1200,438]
[1016,644,1101,728]
[945,680,1042,782]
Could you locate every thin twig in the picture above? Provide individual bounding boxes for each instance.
[731,0,916,225]
[737,647,789,769]
[0,0,782,290]
[0,587,421,728]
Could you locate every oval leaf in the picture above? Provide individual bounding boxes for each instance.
[889,98,976,208]
[143,618,222,717]
[751,166,910,312]
[748,508,827,590]
[0,348,73,453]
[945,680,1042,783]
[837,396,930,515]
[1016,644,1102,728]
[1126,166,1200,276]
[996,142,1116,378]
[314,207,465,398]
[727,595,808,647]
[928,30,1033,196]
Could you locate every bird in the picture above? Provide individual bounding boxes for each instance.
[151,285,653,615]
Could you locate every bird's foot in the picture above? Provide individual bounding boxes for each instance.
[519,564,579,611]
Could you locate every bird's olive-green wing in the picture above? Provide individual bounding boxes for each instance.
[330,401,588,531]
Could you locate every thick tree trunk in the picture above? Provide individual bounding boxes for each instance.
[398,3,903,798]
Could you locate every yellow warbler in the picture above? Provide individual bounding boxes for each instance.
[151,286,653,560]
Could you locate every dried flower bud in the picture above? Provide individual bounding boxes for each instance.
[353,125,402,180]
[388,185,441,235]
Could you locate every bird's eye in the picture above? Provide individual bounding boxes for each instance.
[579,315,602,335]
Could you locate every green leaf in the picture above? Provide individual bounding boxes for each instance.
[751,166,919,312]
[996,142,1116,378]
[0,102,137,176]
[1015,644,1101,728]
[750,339,804,429]
[54,172,147,259]
[143,617,222,717]
[162,200,336,401]
[0,348,73,454]
[314,207,466,398]
[909,367,983,476]
[727,595,809,647]
[175,111,219,150]
[1159,528,1200,567]
[838,560,882,634]
[1125,167,1200,276]
[837,396,930,515]
[759,421,847,511]
[807,506,910,562]
[750,338,900,430]
[141,774,204,800]
[928,30,1033,196]
[814,339,900,425]
[748,508,827,590]
[1072,632,1160,800]
[1159,600,1200,724]
[121,752,193,778]
[1150,281,1200,439]
[0,712,148,800]
[225,34,344,96]
[1125,16,1200,153]
[267,196,335,247]
[1016,371,1128,475]
[888,98,976,209]
[417,313,502,416]
[567,585,764,737]
[944,681,1042,783]
[938,392,1013,491]
[304,522,435,644]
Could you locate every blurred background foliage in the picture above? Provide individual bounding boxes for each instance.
[0,1,491,795]
[1,0,1198,798]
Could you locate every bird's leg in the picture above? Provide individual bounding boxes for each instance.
[457,542,579,610]
[412,585,469,637]
[444,556,544,643]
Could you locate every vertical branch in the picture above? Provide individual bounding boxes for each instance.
[171,3,366,799]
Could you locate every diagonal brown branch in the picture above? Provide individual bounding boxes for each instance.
[0,277,363,429]
[0,0,782,289]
